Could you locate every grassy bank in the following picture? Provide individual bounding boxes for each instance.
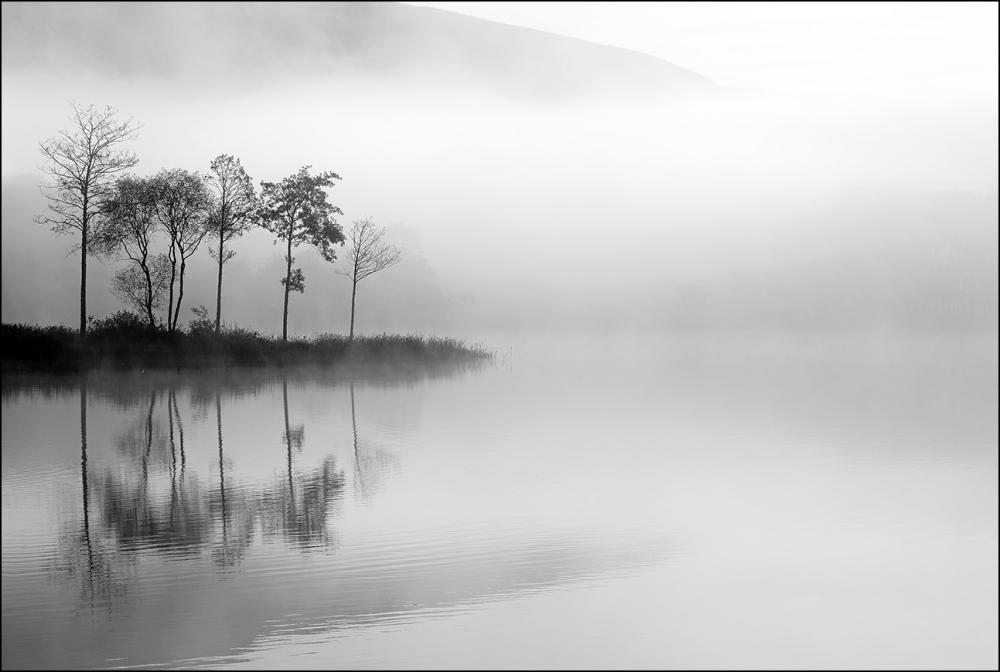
[1,316,492,373]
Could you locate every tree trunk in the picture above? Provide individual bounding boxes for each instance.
[215,235,224,335]
[349,278,358,341]
[80,206,88,336]
[167,244,179,332]
[172,257,186,334]
[282,228,293,342]
[141,258,156,332]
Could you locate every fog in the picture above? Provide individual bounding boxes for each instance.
[2,2,997,340]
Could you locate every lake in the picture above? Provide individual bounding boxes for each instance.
[2,332,997,669]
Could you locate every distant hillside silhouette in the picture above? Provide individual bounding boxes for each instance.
[1,2,716,101]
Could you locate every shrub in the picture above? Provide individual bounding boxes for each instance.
[88,310,150,338]
[188,305,215,336]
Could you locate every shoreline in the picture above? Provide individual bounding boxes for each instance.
[1,322,492,374]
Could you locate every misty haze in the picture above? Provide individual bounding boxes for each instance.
[1,2,997,670]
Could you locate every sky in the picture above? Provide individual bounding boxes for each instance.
[1,2,997,336]
[408,1,999,97]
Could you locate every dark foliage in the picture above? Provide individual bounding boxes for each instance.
[89,310,150,337]
[1,320,492,374]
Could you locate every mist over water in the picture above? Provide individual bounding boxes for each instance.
[1,2,997,669]
[2,332,997,668]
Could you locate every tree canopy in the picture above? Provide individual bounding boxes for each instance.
[259,166,346,340]
[205,154,259,333]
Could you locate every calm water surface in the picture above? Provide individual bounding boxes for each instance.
[2,333,997,669]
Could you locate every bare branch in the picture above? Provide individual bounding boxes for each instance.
[35,103,140,332]
[341,216,401,339]
[344,216,402,283]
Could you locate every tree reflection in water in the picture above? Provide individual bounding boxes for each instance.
[55,375,352,611]
[209,390,254,570]
[52,382,137,614]
[260,378,345,549]
[351,382,399,501]
[96,390,209,557]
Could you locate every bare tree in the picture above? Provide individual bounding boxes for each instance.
[152,169,213,333]
[260,166,345,342]
[102,176,164,331]
[205,154,258,334]
[34,103,139,334]
[337,217,401,340]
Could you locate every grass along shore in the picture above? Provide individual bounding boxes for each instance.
[1,315,492,373]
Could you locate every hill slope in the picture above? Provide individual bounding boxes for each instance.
[1,1,716,100]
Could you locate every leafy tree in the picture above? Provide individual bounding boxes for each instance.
[337,217,401,340]
[259,166,345,341]
[35,103,139,334]
[101,176,163,331]
[151,169,213,333]
[205,154,258,334]
[110,255,172,328]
